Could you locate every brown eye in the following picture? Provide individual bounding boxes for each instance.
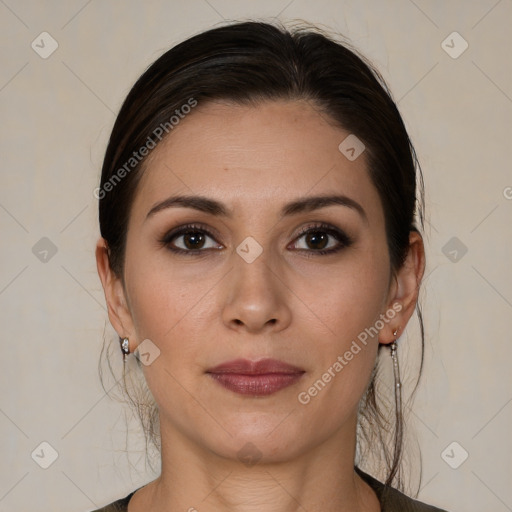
[303,230,330,251]
[291,223,353,256]
[180,231,207,250]
[160,224,222,254]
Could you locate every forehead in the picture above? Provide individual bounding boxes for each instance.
[132,99,383,225]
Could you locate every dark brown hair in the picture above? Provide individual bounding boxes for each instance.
[98,19,426,493]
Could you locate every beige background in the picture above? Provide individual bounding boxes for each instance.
[1,1,511,511]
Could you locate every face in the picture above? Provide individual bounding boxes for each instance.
[105,99,405,463]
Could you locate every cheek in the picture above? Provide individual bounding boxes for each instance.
[292,275,386,434]
[291,244,389,413]
[295,246,390,347]
[123,238,203,339]
[123,244,220,402]
[123,255,213,425]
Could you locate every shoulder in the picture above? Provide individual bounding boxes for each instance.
[378,485,450,512]
[87,489,136,512]
[355,466,450,512]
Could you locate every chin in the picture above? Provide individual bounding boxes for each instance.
[200,420,306,465]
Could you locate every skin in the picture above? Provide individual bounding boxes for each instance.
[96,99,425,512]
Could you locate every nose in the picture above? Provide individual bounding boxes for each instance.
[221,247,292,334]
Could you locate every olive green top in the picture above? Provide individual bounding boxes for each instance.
[89,467,449,512]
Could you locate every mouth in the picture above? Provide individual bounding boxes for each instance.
[206,358,305,396]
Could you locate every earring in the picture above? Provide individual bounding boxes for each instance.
[390,327,402,398]
[390,331,403,469]
[120,337,130,362]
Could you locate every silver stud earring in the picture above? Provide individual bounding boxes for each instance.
[120,337,130,362]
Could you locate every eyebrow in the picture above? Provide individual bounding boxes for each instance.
[146,194,368,223]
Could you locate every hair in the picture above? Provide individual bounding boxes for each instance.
[98,19,426,494]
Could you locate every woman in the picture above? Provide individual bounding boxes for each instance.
[93,20,449,512]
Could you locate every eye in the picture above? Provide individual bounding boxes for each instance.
[290,222,353,256]
[160,223,222,254]
[159,221,353,256]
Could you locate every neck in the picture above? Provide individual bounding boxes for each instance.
[138,417,380,512]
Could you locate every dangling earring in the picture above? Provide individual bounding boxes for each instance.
[389,327,403,482]
[120,337,130,362]
[390,327,401,397]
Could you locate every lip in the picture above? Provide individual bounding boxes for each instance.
[206,358,305,396]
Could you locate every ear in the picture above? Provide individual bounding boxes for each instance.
[379,231,426,345]
[95,237,136,351]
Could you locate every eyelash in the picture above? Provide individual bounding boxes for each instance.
[159,222,354,257]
